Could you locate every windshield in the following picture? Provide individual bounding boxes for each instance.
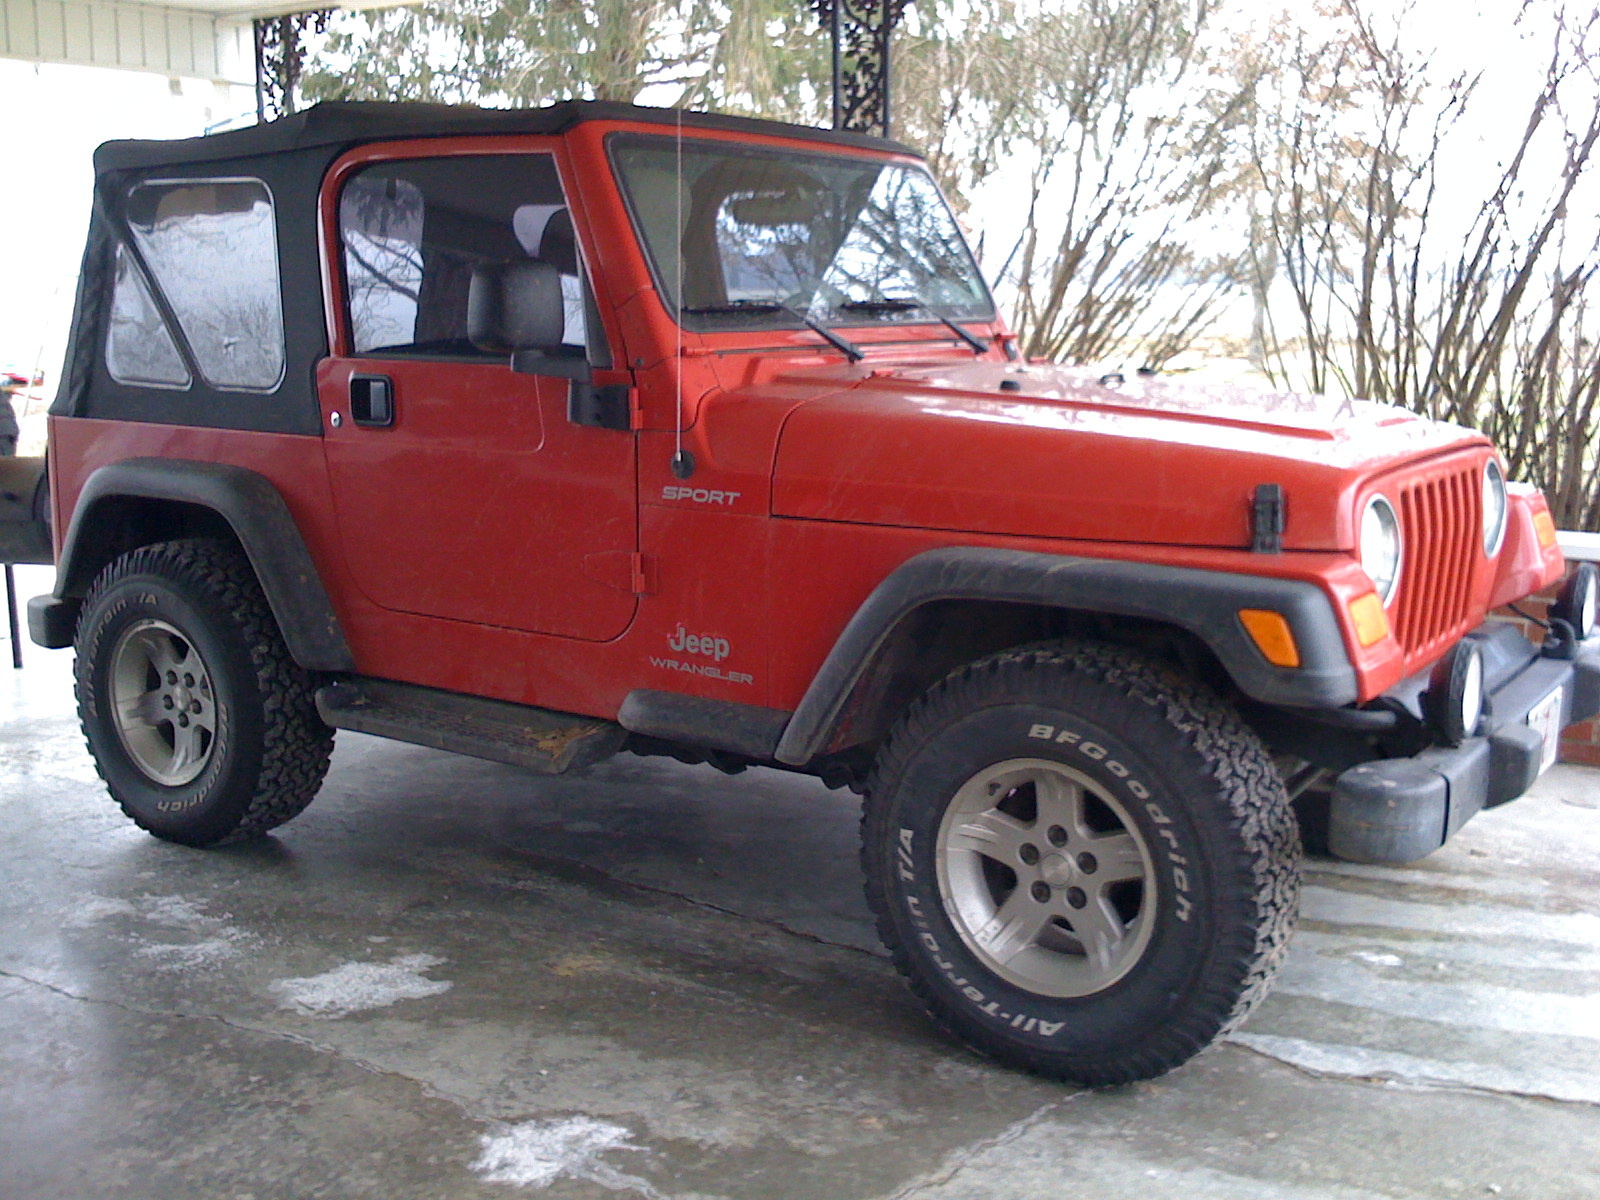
[609,135,995,332]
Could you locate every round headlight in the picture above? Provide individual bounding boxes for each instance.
[1360,494,1403,606]
[1482,459,1508,556]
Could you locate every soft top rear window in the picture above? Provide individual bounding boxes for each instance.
[109,177,285,392]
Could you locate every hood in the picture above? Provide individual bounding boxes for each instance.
[770,361,1486,551]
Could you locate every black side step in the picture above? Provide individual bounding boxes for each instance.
[316,679,625,774]
[617,688,790,760]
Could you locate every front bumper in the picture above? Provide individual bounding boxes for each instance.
[1329,623,1600,863]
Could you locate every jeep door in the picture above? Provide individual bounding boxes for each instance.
[317,146,637,641]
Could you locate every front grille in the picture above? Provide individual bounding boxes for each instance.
[1390,461,1481,662]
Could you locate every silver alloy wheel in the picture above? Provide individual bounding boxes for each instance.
[935,757,1157,998]
[108,617,217,787]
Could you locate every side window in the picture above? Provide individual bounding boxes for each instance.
[108,178,285,391]
[339,154,586,357]
[105,246,190,388]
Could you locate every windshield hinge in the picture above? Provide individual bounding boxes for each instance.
[1251,484,1286,554]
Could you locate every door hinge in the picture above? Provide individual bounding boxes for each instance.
[630,552,655,594]
[568,381,638,431]
[581,550,654,594]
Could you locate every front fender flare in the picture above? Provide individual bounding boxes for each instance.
[43,458,353,672]
[774,546,1358,766]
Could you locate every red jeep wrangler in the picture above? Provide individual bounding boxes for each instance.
[29,101,1600,1086]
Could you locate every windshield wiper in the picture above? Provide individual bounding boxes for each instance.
[842,297,990,357]
[681,300,782,314]
[684,299,863,363]
[785,304,863,363]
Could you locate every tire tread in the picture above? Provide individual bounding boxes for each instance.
[76,538,333,845]
[862,639,1300,1086]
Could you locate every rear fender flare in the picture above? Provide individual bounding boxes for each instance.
[49,458,353,672]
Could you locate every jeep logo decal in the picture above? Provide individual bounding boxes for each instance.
[668,624,731,661]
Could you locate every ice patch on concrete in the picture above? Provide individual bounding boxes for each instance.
[1294,926,1600,974]
[65,893,225,930]
[61,896,136,927]
[1308,859,1556,899]
[271,953,452,1017]
[1349,950,1403,968]
[1231,1032,1600,1106]
[0,736,102,784]
[137,936,248,968]
[140,895,223,927]
[1301,883,1600,944]
[1273,932,1600,1041]
[887,1106,1403,1199]
[471,1116,656,1193]
[66,893,253,969]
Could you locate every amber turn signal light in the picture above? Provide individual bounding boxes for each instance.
[1348,593,1390,647]
[1238,609,1301,668]
[1534,510,1558,549]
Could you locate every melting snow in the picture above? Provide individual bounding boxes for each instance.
[471,1117,653,1192]
[66,893,251,968]
[270,953,451,1017]
[1350,950,1404,968]
[61,896,136,927]
[136,936,246,968]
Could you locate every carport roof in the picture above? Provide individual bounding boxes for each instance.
[0,0,405,85]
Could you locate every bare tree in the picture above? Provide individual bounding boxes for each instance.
[959,0,1262,367]
[1247,1,1600,526]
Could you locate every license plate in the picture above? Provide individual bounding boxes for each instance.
[1528,686,1565,775]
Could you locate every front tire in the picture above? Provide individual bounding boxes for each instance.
[75,538,333,846]
[862,641,1299,1086]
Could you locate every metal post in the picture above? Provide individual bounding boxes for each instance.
[253,9,333,123]
[879,3,893,139]
[5,564,20,670]
[830,0,843,131]
[813,0,912,138]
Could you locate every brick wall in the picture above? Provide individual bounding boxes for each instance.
[1491,541,1599,765]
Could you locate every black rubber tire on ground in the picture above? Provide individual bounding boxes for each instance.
[862,640,1300,1087]
[74,538,334,847]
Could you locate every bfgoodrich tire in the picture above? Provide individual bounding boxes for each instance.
[74,538,333,847]
[862,640,1300,1087]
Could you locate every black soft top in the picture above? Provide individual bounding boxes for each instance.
[60,101,916,436]
[93,100,915,174]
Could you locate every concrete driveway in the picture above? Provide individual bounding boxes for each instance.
[3,564,1598,1199]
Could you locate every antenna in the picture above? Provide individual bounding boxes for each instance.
[670,103,694,480]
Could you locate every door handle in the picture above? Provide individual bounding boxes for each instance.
[350,375,394,427]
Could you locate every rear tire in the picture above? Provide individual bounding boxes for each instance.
[74,538,333,846]
[862,640,1299,1086]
